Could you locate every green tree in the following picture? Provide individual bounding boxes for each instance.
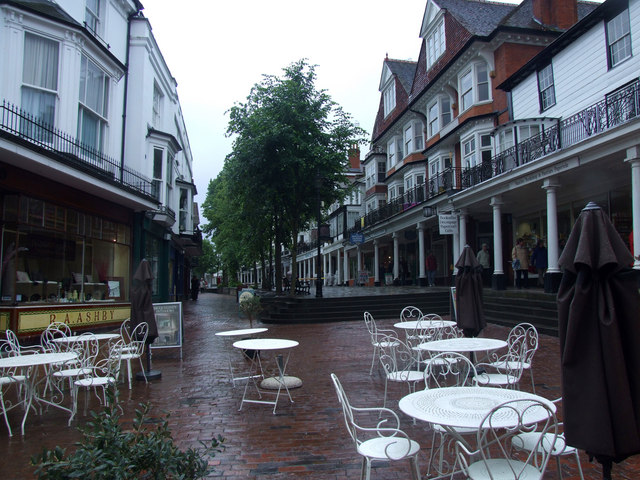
[222,59,366,293]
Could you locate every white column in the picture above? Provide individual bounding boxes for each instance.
[543,178,561,273]
[491,196,504,275]
[452,228,460,274]
[459,209,468,252]
[343,247,349,285]
[418,223,426,282]
[374,240,380,284]
[393,232,400,279]
[336,249,342,285]
[625,147,640,269]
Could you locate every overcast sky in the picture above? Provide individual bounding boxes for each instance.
[140,0,435,208]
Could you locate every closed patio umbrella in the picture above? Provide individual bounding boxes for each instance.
[558,202,640,479]
[454,244,486,338]
[130,259,161,381]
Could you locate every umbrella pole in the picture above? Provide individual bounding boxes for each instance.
[602,460,612,480]
[136,343,162,382]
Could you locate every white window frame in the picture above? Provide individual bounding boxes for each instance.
[78,54,109,155]
[395,137,404,163]
[537,64,556,111]
[462,136,477,169]
[426,18,446,70]
[152,83,163,128]
[498,129,514,153]
[85,0,102,36]
[22,32,59,131]
[403,121,424,154]
[427,95,452,138]
[387,139,396,170]
[365,162,376,189]
[518,124,540,142]
[383,79,396,117]
[607,8,632,68]
[459,62,491,112]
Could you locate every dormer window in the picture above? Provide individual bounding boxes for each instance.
[383,79,396,117]
[426,19,445,70]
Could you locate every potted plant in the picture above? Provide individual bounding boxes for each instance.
[238,292,262,328]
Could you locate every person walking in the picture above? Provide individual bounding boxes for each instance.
[530,239,548,287]
[190,275,200,300]
[426,250,437,287]
[476,243,491,286]
[511,238,530,289]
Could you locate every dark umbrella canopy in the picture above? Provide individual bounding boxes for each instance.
[130,259,159,344]
[454,245,486,337]
[558,202,640,477]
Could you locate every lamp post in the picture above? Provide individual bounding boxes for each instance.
[315,174,323,298]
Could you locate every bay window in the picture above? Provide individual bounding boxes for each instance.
[459,62,490,112]
[78,55,109,155]
[21,33,59,140]
[427,95,452,137]
[404,121,424,154]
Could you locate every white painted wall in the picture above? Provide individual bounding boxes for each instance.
[513,0,640,120]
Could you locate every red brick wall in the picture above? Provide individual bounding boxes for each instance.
[533,0,577,29]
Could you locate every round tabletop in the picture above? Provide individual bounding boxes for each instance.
[417,337,507,352]
[215,327,268,337]
[0,352,78,368]
[51,333,120,343]
[394,320,456,330]
[399,386,556,429]
[233,338,298,351]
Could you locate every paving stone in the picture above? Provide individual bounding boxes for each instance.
[1,290,638,479]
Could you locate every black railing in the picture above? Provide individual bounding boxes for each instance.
[349,80,640,234]
[0,101,156,200]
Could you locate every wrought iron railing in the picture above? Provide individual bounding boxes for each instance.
[0,100,157,200]
[348,80,640,234]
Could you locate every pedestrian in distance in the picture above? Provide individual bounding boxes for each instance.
[476,243,491,286]
[426,250,437,287]
[511,238,530,289]
[530,239,548,287]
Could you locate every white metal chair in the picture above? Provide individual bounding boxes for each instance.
[118,321,148,389]
[52,333,99,394]
[456,399,558,480]
[400,305,423,323]
[511,398,584,480]
[70,339,124,423]
[487,323,539,392]
[364,312,398,375]
[474,333,527,389]
[423,352,479,478]
[377,335,423,409]
[6,329,43,355]
[330,373,421,480]
[0,339,27,437]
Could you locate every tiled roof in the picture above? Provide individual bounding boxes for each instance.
[385,59,417,93]
[2,0,79,25]
[434,0,517,36]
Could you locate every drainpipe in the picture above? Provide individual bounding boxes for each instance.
[120,7,143,184]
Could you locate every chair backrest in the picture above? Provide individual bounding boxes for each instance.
[40,327,66,353]
[378,335,416,376]
[45,321,71,336]
[363,311,376,336]
[90,339,125,380]
[120,318,132,344]
[0,339,22,378]
[330,373,360,448]
[74,333,100,368]
[470,399,558,479]
[400,306,423,322]
[129,322,149,355]
[424,352,478,388]
[512,323,539,364]
[439,323,463,340]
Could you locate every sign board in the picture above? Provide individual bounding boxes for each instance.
[350,232,365,244]
[151,302,182,356]
[439,213,458,235]
[358,270,369,285]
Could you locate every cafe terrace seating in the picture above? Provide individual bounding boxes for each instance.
[456,398,558,480]
[330,373,421,480]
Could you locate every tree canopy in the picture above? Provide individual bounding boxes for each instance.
[202,59,366,292]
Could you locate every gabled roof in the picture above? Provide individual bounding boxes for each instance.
[381,58,417,93]
[430,0,516,37]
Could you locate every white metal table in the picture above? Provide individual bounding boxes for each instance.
[232,338,298,414]
[417,337,507,354]
[51,333,121,344]
[216,327,268,386]
[399,386,556,478]
[393,320,456,331]
[0,352,78,435]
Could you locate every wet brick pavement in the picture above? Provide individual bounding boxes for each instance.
[1,290,638,479]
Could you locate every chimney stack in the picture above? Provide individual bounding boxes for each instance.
[532,0,578,30]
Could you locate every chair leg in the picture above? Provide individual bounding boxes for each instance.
[529,367,536,393]
[0,392,13,437]
[410,455,420,480]
[137,355,148,384]
[126,359,132,390]
[574,451,585,480]
[369,346,378,375]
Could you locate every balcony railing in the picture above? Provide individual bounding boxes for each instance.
[348,80,640,235]
[0,101,156,201]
